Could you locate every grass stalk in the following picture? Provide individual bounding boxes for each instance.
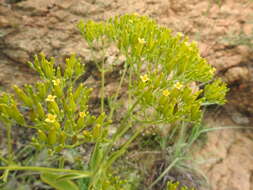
[0,166,91,176]
[149,157,182,189]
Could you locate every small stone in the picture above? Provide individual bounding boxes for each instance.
[51,40,61,49]
[224,67,249,84]
[69,1,90,16]
[236,45,249,57]
[0,16,10,28]
[55,0,74,9]
[2,49,29,64]
[51,10,70,21]
[15,0,51,15]
[230,111,249,125]
[214,55,242,71]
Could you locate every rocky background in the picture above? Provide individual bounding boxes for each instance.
[1,0,253,189]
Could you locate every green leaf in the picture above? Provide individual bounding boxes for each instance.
[13,85,33,108]
[41,172,79,190]
[56,173,90,181]
[203,78,228,105]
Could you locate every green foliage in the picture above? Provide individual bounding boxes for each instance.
[1,53,103,154]
[41,173,79,190]
[204,78,228,105]
[78,14,227,124]
[167,181,195,190]
[0,14,228,190]
[79,15,215,83]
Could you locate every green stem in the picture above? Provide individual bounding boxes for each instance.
[108,63,128,120]
[149,158,181,189]
[128,66,133,108]
[6,123,12,162]
[133,118,167,125]
[0,156,8,164]
[127,66,133,125]
[0,166,91,176]
[100,94,144,167]
[90,128,142,188]
[161,136,167,159]
[112,94,143,142]
[200,126,248,133]
[89,142,100,171]
[58,157,65,169]
[174,122,186,158]
[105,128,142,171]
[94,93,144,179]
[100,56,105,113]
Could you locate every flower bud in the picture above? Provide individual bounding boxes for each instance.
[38,130,47,142]
[48,128,57,145]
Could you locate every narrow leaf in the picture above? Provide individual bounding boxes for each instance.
[41,172,79,190]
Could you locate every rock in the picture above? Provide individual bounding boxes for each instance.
[54,0,74,9]
[2,49,30,64]
[224,66,249,83]
[50,9,70,21]
[50,39,62,49]
[60,40,89,60]
[243,24,252,35]
[214,55,243,71]
[69,1,91,16]
[5,0,24,4]
[198,115,253,190]
[0,16,10,27]
[4,28,47,53]
[230,111,250,125]
[236,45,250,57]
[14,0,53,15]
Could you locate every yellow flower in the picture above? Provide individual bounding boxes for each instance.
[83,130,91,137]
[210,67,216,75]
[191,40,198,46]
[52,79,60,86]
[162,89,170,96]
[45,113,57,123]
[177,32,183,38]
[140,74,149,83]
[184,42,190,46]
[79,112,86,118]
[46,95,56,102]
[174,82,183,90]
[138,37,146,44]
